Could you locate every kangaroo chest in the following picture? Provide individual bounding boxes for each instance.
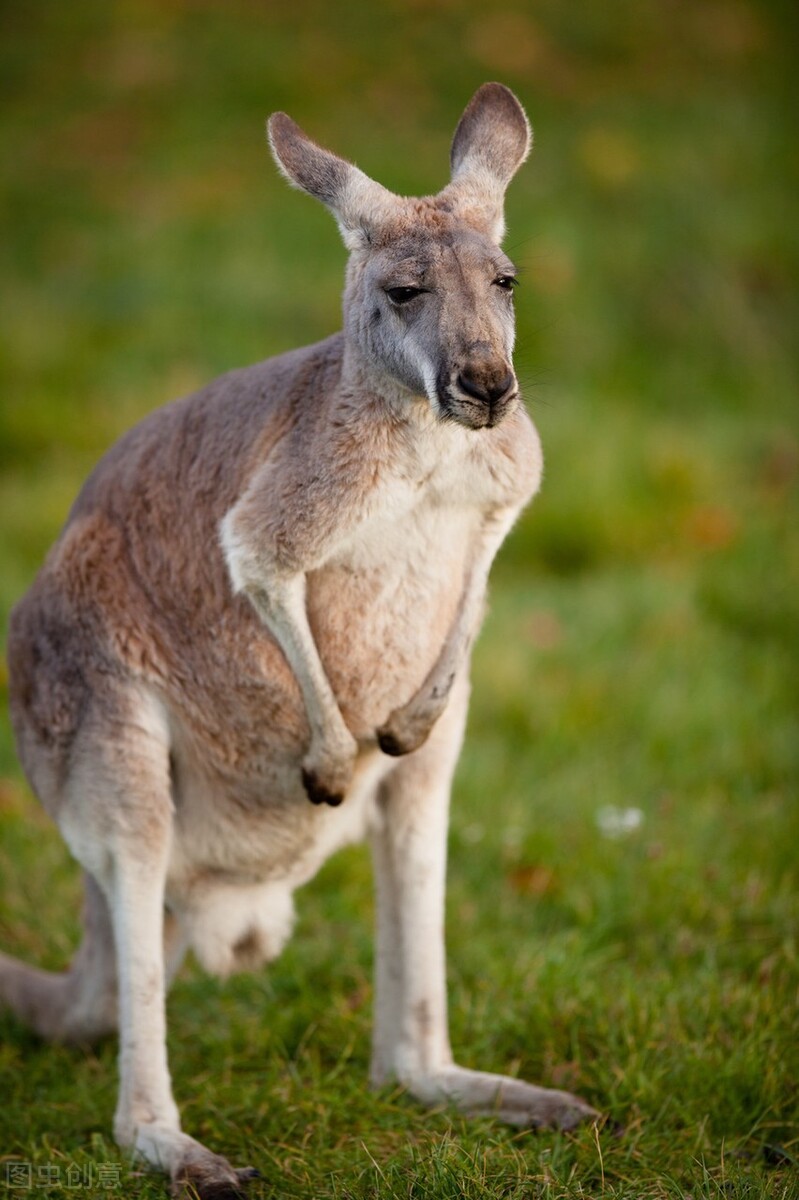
[308,500,477,734]
[303,428,498,723]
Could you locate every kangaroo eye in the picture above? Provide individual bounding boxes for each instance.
[386,286,425,305]
[494,275,518,292]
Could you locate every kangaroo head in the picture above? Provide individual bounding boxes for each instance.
[268,83,531,431]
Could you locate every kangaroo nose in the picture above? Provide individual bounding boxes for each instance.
[457,366,515,405]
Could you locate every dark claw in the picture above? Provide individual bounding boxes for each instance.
[377,728,409,757]
[173,1157,261,1200]
[301,768,344,807]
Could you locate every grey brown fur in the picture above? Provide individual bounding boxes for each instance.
[1,83,597,1198]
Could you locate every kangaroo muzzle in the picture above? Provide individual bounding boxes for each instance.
[440,360,518,429]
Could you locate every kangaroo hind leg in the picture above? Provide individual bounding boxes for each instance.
[5,683,258,1198]
[371,679,598,1131]
[73,692,260,1198]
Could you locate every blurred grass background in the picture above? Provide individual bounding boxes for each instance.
[0,2,797,1197]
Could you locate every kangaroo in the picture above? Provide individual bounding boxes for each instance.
[0,83,597,1197]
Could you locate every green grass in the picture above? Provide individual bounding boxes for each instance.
[1,2,797,1198]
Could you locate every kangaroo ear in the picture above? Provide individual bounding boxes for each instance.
[445,83,532,242]
[268,113,394,250]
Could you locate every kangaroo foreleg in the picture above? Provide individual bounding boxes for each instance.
[221,460,368,807]
[246,573,358,806]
